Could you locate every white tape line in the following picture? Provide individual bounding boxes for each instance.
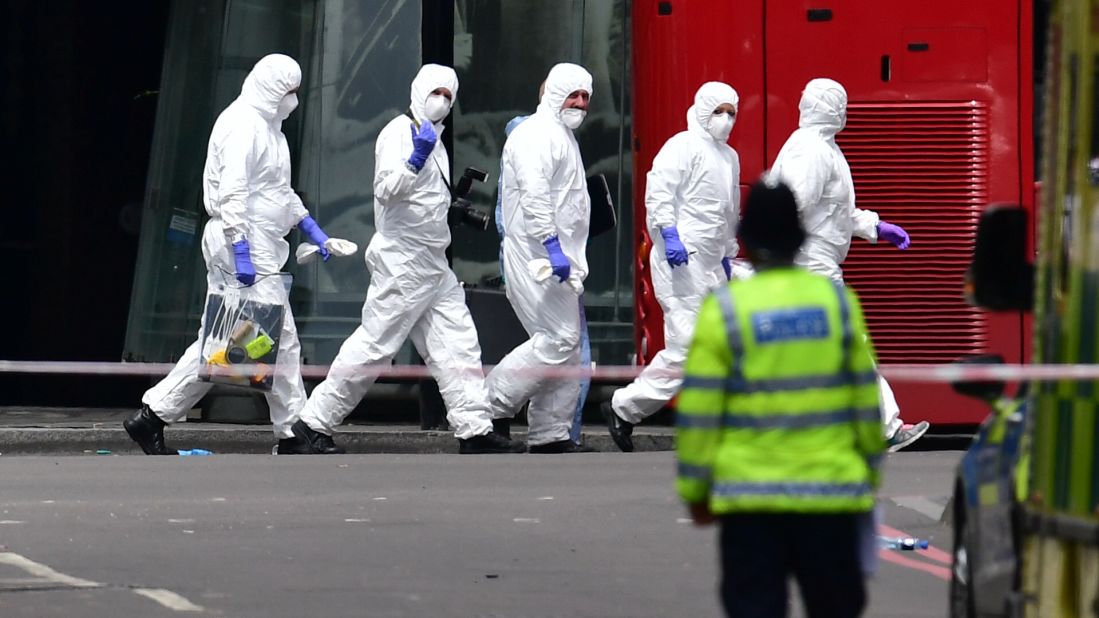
[0,552,206,612]
[133,587,206,613]
[0,552,101,588]
[4,359,1099,383]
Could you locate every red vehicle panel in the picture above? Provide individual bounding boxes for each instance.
[631,0,1034,424]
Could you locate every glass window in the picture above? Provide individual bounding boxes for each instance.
[450,0,634,364]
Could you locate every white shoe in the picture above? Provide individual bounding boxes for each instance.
[887,421,930,453]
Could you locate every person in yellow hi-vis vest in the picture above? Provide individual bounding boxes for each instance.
[676,178,886,618]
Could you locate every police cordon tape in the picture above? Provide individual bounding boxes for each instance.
[0,360,1094,383]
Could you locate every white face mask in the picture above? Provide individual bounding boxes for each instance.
[707,112,734,141]
[424,94,451,122]
[276,93,299,121]
[561,108,586,130]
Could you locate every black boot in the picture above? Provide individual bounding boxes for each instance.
[290,420,346,454]
[528,439,597,454]
[459,431,526,454]
[492,418,511,439]
[601,401,635,452]
[275,436,313,455]
[123,405,177,455]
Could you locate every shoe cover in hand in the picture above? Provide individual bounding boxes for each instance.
[324,238,358,257]
[542,236,571,282]
[232,239,256,286]
[296,238,359,264]
[408,121,437,172]
[660,226,689,267]
[527,258,583,294]
[877,221,910,250]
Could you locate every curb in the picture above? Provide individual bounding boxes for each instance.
[0,427,675,456]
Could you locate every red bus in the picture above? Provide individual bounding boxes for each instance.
[631,0,1036,425]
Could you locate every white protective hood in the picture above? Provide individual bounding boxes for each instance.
[797,78,847,138]
[409,64,459,129]
[536,63,593,126]
[686,81,739,140]
[238,54,301,123]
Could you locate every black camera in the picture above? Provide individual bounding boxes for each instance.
[448,167,492,231]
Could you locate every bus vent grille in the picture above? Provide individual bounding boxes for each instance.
[837,101,990,363]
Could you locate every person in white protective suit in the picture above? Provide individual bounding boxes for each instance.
[291,64,524,455]
[125,54,358,455]
[769,77,929,452]
[483,63,596,454]
[601,81,750,452]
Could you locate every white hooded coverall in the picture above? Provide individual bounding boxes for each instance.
[142,54,309,438]
[769,78,902,437]
[611,82,743,424]
[485,63,593,446]
[297,64,494,440]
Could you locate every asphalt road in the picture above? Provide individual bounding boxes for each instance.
[0,451,960,617]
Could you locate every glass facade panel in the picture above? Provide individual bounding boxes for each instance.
[451,0,635,364]
[126,0,634,370]
[291,0,423,365]
[124,0,422,364]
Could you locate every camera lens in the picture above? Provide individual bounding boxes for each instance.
[463,208,491,231]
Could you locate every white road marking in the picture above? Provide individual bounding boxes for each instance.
[0,552,206,612]
[0,521,25,525]
[537,496,555,501]
[168,519,195,523]
[0,552,100,588]
[344,518,370,523]
[892,496,946,521]
[513,518,540,523]
[134,588,205,612]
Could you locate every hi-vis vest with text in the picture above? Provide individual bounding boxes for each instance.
[675,267,886,514]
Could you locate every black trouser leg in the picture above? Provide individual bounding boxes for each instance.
[789,513,867,618]
[719,514,790,618]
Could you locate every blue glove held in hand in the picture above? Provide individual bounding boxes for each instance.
[877,221,911,250]
[722,257,733,281]
[660,226,689,267]
[542,236,571,282]
[298,215,331,262]
[232,239,256,286]
[408,121,437,172]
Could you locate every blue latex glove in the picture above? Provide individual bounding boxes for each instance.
[232,239,256,286]
[542,236,571,282]
[298,215,331,262]
[407,121,437,172]
[660,226,689,267]
[877,221,911,250]
[722,257,733,281]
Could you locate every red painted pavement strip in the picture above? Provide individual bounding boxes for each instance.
[877,523,953,582]
[878,549,952,581]
[878,523,953,565]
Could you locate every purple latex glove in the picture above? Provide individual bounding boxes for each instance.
[408,121,437,172]
[298,215,331,262]
[877,221,910,250]
[721,257,733,281]
[232,239,256,286]
[542,236,571,282]
[660,226,689,267]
